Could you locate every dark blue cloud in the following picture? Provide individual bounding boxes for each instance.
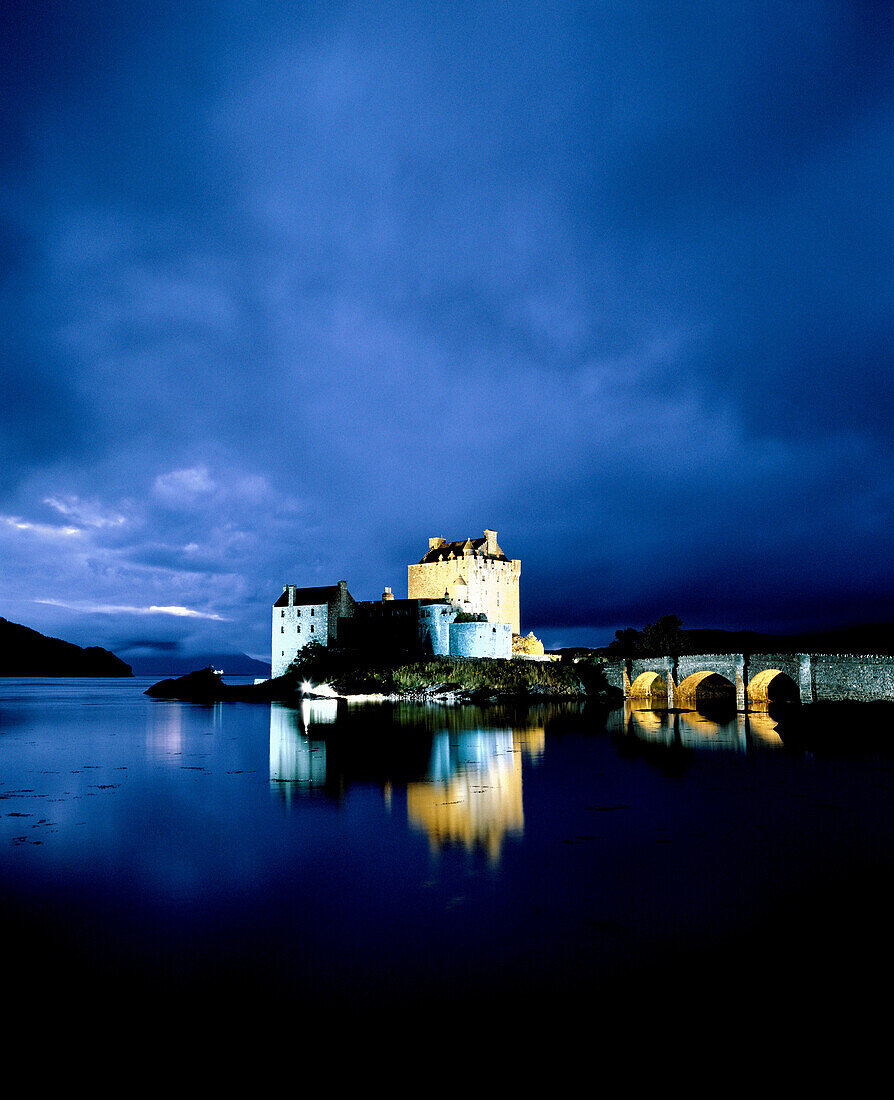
[1,2,891,656]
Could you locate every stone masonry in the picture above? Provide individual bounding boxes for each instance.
[601,652,894,706]
[272,581,354,678]
[407,529,521,635]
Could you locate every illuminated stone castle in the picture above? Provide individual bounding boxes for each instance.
[408,529,521,636]
[272,528,522,677]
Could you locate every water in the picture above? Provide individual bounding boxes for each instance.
[1,678,891,1068]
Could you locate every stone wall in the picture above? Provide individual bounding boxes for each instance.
[408,552,521,634]
[448,621,513,659]
[419,604,456,656]
[811,654,894,702]
[272,601,329,678]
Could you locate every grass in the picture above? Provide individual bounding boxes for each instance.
[286,644,596,698]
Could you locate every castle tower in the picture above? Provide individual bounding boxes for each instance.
[407,529,521,635]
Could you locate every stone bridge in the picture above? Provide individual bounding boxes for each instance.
[601,653,894,709]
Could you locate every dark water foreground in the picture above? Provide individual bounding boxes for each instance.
[1,679,891,1079]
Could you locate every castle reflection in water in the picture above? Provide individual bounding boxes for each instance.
[406,717,543,864]
[269,698,786,864]
[269,699,336,794]
[269,701,545,863]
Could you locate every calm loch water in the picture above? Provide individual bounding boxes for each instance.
[1,678,892,1057]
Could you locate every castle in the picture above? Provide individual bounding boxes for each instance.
[408,529,521,635]
[271,529,523,678]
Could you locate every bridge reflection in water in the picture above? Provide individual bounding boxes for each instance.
[608,700,784,751]
[268,701,545,863]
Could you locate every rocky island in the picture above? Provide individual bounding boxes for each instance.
[145,645,612,705]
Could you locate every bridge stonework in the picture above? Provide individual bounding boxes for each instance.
[602,653,894,707]
[812,654,894,702]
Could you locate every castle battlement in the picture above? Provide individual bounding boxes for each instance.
[408,529,520,635]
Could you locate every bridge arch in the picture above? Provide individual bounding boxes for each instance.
[629,671,669,707]
[676,670,736,709]
[747,669,800,705]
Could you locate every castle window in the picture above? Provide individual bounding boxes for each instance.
[297,626,301,634]
[311,625,314,633]
[281,626,284,633]
[311,608,315,616]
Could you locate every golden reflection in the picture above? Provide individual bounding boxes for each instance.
[614,700,784,753]
[269,703,327,802]
[745,706,784,747]
[615,702,675,744]
[628,705,665,731]
[407,725,538,865]
[677,710,744,750]
[517,724,545,762]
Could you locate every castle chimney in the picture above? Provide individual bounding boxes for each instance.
[382,586,394,602]
[484,529,497,554]
[287,584,296,606]
[429,537,446,550]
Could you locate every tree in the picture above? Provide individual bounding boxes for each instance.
[607,616,687,656]
[641,615,686,656]
[286,639,328,677]
[608,627,642,655]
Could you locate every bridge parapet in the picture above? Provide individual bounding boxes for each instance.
[810,653,894,702]
[603,651,894,706]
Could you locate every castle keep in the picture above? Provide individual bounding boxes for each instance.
[271,529,521,677]
[408,529,521,635]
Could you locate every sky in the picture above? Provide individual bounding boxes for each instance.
[1,1,892,664]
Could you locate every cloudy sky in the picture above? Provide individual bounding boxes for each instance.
[1,1,892,664]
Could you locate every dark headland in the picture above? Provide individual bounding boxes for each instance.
[0,616,133,676]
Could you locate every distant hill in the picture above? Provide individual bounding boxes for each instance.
[0,617,133,676]
[586,622,894,657]
[127,652,271,678]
